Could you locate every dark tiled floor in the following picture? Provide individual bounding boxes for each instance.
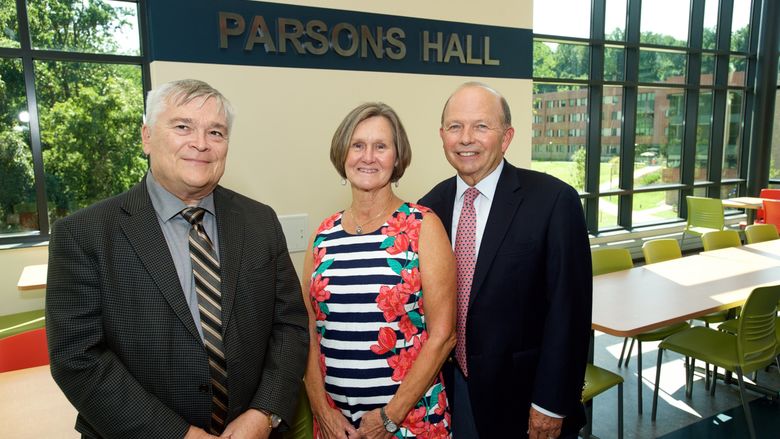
[587,331,780,439]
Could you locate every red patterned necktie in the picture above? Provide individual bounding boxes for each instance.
[454,187,480,377]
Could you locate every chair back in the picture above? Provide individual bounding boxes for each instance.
[0,327,49,372]
[701,230,741,251]
[686,196,725,231]
[591,248,633,276]
[642,239,682,264]
[763,199,780,233]
[737,285,780,372]
[745,223,779,244]
[755,188,780,223]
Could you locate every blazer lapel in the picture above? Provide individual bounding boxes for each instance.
[213,186,243,335]
[469,161,525,308]
[119,179,202,342]
[424,178,457,241]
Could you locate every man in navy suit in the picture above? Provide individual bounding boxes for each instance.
[420,82,592,439]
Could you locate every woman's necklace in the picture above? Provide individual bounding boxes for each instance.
[349,201,392,234]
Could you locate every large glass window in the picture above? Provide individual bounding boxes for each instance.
[0,0,146,242]
[533,0,755,234]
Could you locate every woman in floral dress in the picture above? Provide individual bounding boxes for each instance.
[301,102,456,439]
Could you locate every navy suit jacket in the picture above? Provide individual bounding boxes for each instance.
[420,160,592,437]
[46,178,309,438]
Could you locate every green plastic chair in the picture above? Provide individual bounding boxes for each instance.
[745,223,779,244]
[592,247,686,414]
[701,230,742,251]
[278,387,313,439]
[642,239,682,264]
[651,285,780,439]
[582,363,623,439]
[591,248,633,276]
[682,196,725,248]
[696,231,743,332]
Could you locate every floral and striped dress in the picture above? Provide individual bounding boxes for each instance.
[309,202,451,438]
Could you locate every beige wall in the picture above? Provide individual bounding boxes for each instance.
[0,245,48,315]
[0,0,532,316]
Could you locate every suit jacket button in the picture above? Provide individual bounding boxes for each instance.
[199,384,210,393]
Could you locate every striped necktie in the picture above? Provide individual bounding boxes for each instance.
[454,187,480,377]
[181,207,229,434]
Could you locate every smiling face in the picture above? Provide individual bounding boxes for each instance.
[440,85,514,186]
[141,96,229,204]
[344,116,397,192]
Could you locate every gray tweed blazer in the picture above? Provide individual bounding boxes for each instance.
[46,178,309,439]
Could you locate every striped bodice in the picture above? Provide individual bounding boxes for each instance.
[310,203,450,437]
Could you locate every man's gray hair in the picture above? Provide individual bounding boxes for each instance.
[144,79,236,132]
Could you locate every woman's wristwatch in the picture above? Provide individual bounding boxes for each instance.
[380,406,399,433]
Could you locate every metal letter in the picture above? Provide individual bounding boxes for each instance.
[385,27,406,60]
[484,36,500,66]
[465,35,482,65]
[361,25,383,59]
[331,23,359,57]
[444,33,465,64]
[245,15,276,52]
[218,12,245,49]
[421,31,443,62]
[304,20,329,55]
[278,18,305,54]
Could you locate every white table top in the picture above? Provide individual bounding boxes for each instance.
[721,196,767,209]
[0,365,77,438]
[17,264,47,291]
[592,239,780,336]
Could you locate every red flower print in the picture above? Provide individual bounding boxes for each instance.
[316,212,341,234]
[313,299,326,321]
[419,422,449,439]
[325,392,338,409]
[376,285,409,322]
[319,353,327,377]
[309,274,331,302]
[400,268,421,295]
[403,406,428,435]
[383,212,410,237]
[445,411,451,427]
[388,336,423,382]
[398,314,418,341]
[370,326,398,355]
[386,233,410,255]
[312,246,326,268]
[407,219,422,252]
[418,296,425,315]
[434,391,447,415]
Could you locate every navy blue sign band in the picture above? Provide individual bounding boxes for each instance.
[147,0,532,79]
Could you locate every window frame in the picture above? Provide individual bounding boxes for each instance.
[0,0,150,245]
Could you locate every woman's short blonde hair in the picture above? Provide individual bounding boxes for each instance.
[330,102,412,183]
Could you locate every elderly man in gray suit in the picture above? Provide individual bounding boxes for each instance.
[46,79,309,439]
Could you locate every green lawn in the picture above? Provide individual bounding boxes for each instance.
[531,161,680,228]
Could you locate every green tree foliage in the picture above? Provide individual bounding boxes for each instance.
[0,0,144,231]
[570,146,586,191]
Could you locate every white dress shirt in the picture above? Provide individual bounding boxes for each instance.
[450,160,563,420]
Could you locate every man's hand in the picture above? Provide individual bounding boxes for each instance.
[527,407,563,439]
[184,426,220,439]
[220,409,271,439]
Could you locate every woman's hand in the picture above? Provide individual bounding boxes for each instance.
[357,409,393,439]
[315,406,361,439]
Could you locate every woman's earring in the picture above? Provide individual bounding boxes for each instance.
[341,178,347,186]
[394,181,399,188]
